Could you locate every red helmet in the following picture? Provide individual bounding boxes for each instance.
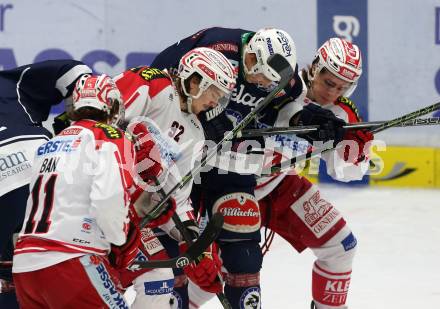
[72,74,124,124]
[311,38,362,96]
[178,47,236,99]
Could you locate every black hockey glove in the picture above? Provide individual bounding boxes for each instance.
[297,103,346,146]
[52,112,71,135]
[201,111,233,143]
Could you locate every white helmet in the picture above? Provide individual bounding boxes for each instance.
[244,28,297,82]
[178,47,236,99]
[311,38,362,96]
[72,74,124,124]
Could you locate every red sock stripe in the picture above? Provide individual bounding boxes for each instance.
[224,273,260,287]
[312,262,351,307]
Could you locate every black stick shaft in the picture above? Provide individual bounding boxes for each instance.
[240,117,440,138]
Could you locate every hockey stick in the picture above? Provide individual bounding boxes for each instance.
[153,179,232,309]
[264,101,440,176]
[139,53,295,228]
[238,117,440,138]
[130,212,224,270]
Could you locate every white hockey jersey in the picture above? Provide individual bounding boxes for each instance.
[13,120,135,273]
[114,67,205,224]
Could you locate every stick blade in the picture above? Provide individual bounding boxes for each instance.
[184,212,224,259]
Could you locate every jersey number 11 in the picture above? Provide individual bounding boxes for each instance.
[24,174,58,234]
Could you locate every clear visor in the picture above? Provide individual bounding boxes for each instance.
[196,84,232,120]
[206,84,232,109]
[244,46,281,82]
[194,81,232,100]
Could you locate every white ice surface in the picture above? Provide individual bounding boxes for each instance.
[125,185,440,308]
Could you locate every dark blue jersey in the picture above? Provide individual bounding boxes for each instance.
[0,60,91,126]
[151,27,303,129]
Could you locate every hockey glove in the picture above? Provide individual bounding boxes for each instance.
[52,112,71,135]
[202,111,233,143]
[109,221,140,269]
[297,103,346,146]
[145,194,176,229]
[341,129,374,163]
[182,242,223,294]
[130,187,176,228]
[131,122,163,183]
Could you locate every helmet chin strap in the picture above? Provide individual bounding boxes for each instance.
[186,96,194,114]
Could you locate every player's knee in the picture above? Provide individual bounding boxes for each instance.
[312,226,357,272]
[131,268,174,309]
[220,240,263,274]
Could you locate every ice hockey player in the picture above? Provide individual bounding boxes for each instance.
[12,74,139,308]
[113,46,236,308]
[0,60,92,308]
[281,37,372,309]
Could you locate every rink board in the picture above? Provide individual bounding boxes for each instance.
[369,146,439,188]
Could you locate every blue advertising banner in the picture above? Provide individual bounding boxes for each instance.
[317,0,369,185]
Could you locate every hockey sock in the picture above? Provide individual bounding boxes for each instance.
[224,273,261,309]
[170,274,189,309]
[312,262,351,308]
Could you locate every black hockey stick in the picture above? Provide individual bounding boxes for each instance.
[130,212,224,270]
[264,101,440,176]
[238,117,440,138]
[139,53,295,228]
[152,179,231,309]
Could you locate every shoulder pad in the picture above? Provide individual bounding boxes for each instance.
[93,122,123,139]
[336,97,362,121]
[130,66,169,82]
